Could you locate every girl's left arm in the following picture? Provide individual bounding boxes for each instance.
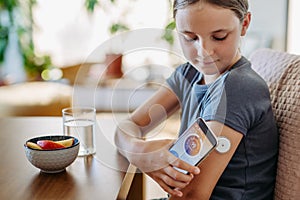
[170,120,243,200]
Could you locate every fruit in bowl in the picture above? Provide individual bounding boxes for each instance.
[26,138,75,150]
[24,135,79,173]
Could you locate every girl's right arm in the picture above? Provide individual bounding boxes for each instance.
[114,85,200,197]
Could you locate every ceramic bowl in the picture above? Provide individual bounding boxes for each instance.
[24,135,79,173]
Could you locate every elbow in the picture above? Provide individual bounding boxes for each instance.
[113,119,143,158]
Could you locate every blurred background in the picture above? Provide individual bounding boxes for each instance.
[0,0,298,116]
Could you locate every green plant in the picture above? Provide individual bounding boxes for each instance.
[0,0,53,80]
[109,23,130,35]
[85,0,99,13]
[18,0,54,79]
[162,20,176,45]
[0,0,17,64]
[85,0,175,46]
[86,0,130,37]
[0,0,18,22]
[0,25,9,63]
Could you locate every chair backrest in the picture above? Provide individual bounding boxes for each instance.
[249,48,300,200]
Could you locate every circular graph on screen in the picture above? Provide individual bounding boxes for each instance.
[184,134,202,156]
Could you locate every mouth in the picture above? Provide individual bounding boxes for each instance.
[195,58,218,65]
[203,60,216,65]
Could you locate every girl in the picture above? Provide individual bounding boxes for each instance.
[115,0,278,199]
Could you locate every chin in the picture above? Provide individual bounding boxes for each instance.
[191,62,221,75]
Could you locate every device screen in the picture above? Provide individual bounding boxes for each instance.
[169,118,218,174]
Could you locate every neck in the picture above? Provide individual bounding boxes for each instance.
[201,74,219,85]
[202,53,241,85]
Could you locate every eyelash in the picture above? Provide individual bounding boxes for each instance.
[183,36,197,42]
[212,36,227,41]
[183,35,227,42]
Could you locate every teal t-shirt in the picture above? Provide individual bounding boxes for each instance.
[166,57,278,199]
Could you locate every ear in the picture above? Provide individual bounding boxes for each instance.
[241,12,251,36]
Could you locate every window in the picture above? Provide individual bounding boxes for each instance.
[34,0,171,67]
[287,0,300,54]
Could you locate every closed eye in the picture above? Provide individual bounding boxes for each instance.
[185,37,198,42]
[183,35,198,42]
[212,35,227,41]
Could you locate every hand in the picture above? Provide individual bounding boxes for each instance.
[146,158,200,197]
[114,122,200,197]
[128,139,200,197]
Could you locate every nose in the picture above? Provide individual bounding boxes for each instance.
[193,39,213,58]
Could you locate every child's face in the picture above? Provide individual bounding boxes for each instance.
[175,3,250,76]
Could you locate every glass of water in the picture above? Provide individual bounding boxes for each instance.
[62,107,96,156]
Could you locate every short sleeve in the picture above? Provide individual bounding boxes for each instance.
[166,63,200,103]
[202,66,272,136]
[166,67,184,102]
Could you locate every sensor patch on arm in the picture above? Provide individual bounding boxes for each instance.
[216,136,231,154]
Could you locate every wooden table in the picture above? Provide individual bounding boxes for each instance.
[0,116,142,200]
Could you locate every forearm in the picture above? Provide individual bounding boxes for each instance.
[114,86,180,168]
[114,119,146,163]
[114,118,178,172]
[130,85,180,134]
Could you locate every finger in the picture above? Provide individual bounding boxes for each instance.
[164,165,194,183]
[160,172,190,190]
[171,158,200,175]
[156,178,183,197]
